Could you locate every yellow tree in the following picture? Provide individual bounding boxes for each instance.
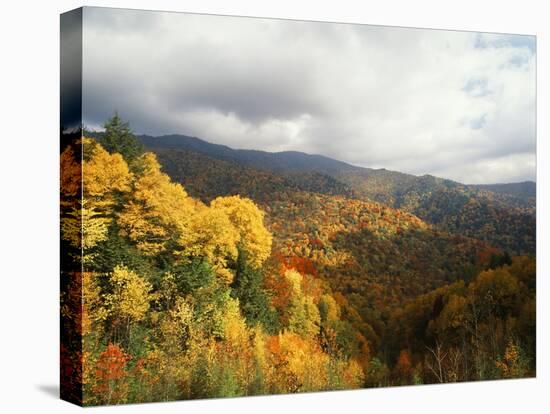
[178,205,240,283]
[82,138,132,208]
[210,196,272,268]
[61,200,111,263]
[117,152,196,255]
[60,144,81,199]
[105,265,152,342]
[60,143,81,251]
[284,269,321,339]
[274,331,329,392]
[218,297,255,392]
[81,271,110,404]
[495,340,528,378]
[61,139,132,255]
[82,272,108,337]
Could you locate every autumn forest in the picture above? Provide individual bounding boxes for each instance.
[60,115,536,406]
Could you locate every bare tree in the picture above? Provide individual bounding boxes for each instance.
[425,341,448,383]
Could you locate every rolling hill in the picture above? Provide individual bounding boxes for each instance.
[146,145,492,349]
[138,133,536,255]
[138,134,360,174]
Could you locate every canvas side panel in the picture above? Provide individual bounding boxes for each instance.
[60,7,83,407]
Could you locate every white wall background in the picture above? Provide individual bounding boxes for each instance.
[0,0,547,413]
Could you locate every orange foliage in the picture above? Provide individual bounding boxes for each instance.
[476,246,500,267]
[395,349,413,381]
[276,254,318,277]
[264,269,293,318]
[60,145,81,198]
[94,343,130,403]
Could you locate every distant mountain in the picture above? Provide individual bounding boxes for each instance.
[335,169,535,254]
[136,133,536,254]
[138,134,360,175]
[470,181,536,205]
[151,147,355,203]
[471,181,536,195]
[334,169,462,208]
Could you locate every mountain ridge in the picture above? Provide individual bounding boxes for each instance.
[138,133,361,175]
[132,132,535,255]
[137,133,534,188]
[87,129,535,254]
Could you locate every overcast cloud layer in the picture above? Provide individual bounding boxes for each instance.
[82,7,536,184]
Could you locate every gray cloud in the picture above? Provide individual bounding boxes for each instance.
[82,7,536,184]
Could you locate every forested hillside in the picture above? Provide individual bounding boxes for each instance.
[336,170,535,254]
[147,138,528,366]
[138,134,359,174]
[471,181,536,205]
[135,132,535,255]
[153,148,356,202]
[63,117,535,405]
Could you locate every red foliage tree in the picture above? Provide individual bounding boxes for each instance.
[94,343,130,404]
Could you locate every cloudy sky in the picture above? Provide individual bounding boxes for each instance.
[82,7,536,184]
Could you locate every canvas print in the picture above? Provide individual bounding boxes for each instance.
[60,6,536,406]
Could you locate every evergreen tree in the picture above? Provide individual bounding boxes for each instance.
[231,249,276,331]
[100,112,144,162]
